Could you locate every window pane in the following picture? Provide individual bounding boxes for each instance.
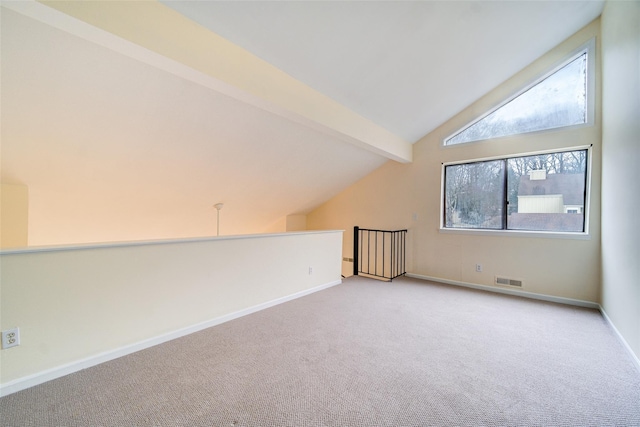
[444,160,505,229]
[446,53,587,145]
[507,150,587,232]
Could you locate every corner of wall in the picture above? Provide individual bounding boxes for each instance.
[599,0,640,361]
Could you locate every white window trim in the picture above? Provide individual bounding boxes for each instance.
[439,145,593,239]
[443,38,596,147]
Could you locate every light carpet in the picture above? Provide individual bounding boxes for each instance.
[1,276,639,426]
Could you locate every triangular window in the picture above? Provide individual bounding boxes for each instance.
[445,49,589,146]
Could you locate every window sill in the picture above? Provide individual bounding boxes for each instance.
[439,227,591,240]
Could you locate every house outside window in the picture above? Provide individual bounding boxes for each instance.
[443,149,589,233]
[441,41,594,236]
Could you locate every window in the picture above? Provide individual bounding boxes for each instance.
[445,48,591,146]
[443,149,588,233]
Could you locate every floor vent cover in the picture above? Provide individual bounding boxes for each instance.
[495,276,523,287]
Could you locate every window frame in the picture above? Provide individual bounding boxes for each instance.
[440,145,592,239]
[443,38,596,147]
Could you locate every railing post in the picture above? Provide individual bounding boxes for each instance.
[353,226,359,276]
[391,231,396,279]
[403,230,406,276]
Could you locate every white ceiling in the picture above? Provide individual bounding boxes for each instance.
[0,1,604,245]
[161,0,604,142]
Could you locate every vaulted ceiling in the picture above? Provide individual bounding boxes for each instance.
[0,0,604,245]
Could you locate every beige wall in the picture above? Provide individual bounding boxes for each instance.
[601,0,640,359]
[0,183,29,248]
[263,216,288,233]
[309,19,602,303]
[0,230,342,393]
[286,214,307,232]
[262,214,308,233]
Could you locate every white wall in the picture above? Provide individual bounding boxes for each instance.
[308,19,601,303]
[0,230,342,394]
[601,0,640,360]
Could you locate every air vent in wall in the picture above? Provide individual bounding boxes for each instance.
[495,276,523,287]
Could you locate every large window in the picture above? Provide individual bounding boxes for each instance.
[445,48,591,146]
[443,149,588,233]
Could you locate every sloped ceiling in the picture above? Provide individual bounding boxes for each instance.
[0,1,603,246]
[160,0,604,142]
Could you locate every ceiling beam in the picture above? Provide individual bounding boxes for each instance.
[5,0,412,163]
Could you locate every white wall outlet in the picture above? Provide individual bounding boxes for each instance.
[2,327,20,349]
[475,264,482,272]
[308,267,313,275]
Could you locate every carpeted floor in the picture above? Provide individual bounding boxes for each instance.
[1,276,639,426]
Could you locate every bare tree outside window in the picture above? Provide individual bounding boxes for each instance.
[445,160,504,229]
[444,149,588,233]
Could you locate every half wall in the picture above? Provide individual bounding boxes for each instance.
[0,230,342,395]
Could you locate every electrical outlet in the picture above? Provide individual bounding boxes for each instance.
[475,264,482,272]
[308,267,313,275]
[2,328,20,349]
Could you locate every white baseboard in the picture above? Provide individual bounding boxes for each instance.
[406,273,640,373]
[599,306,640,373]
[405,273,600,309]
[0,279,342,397]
